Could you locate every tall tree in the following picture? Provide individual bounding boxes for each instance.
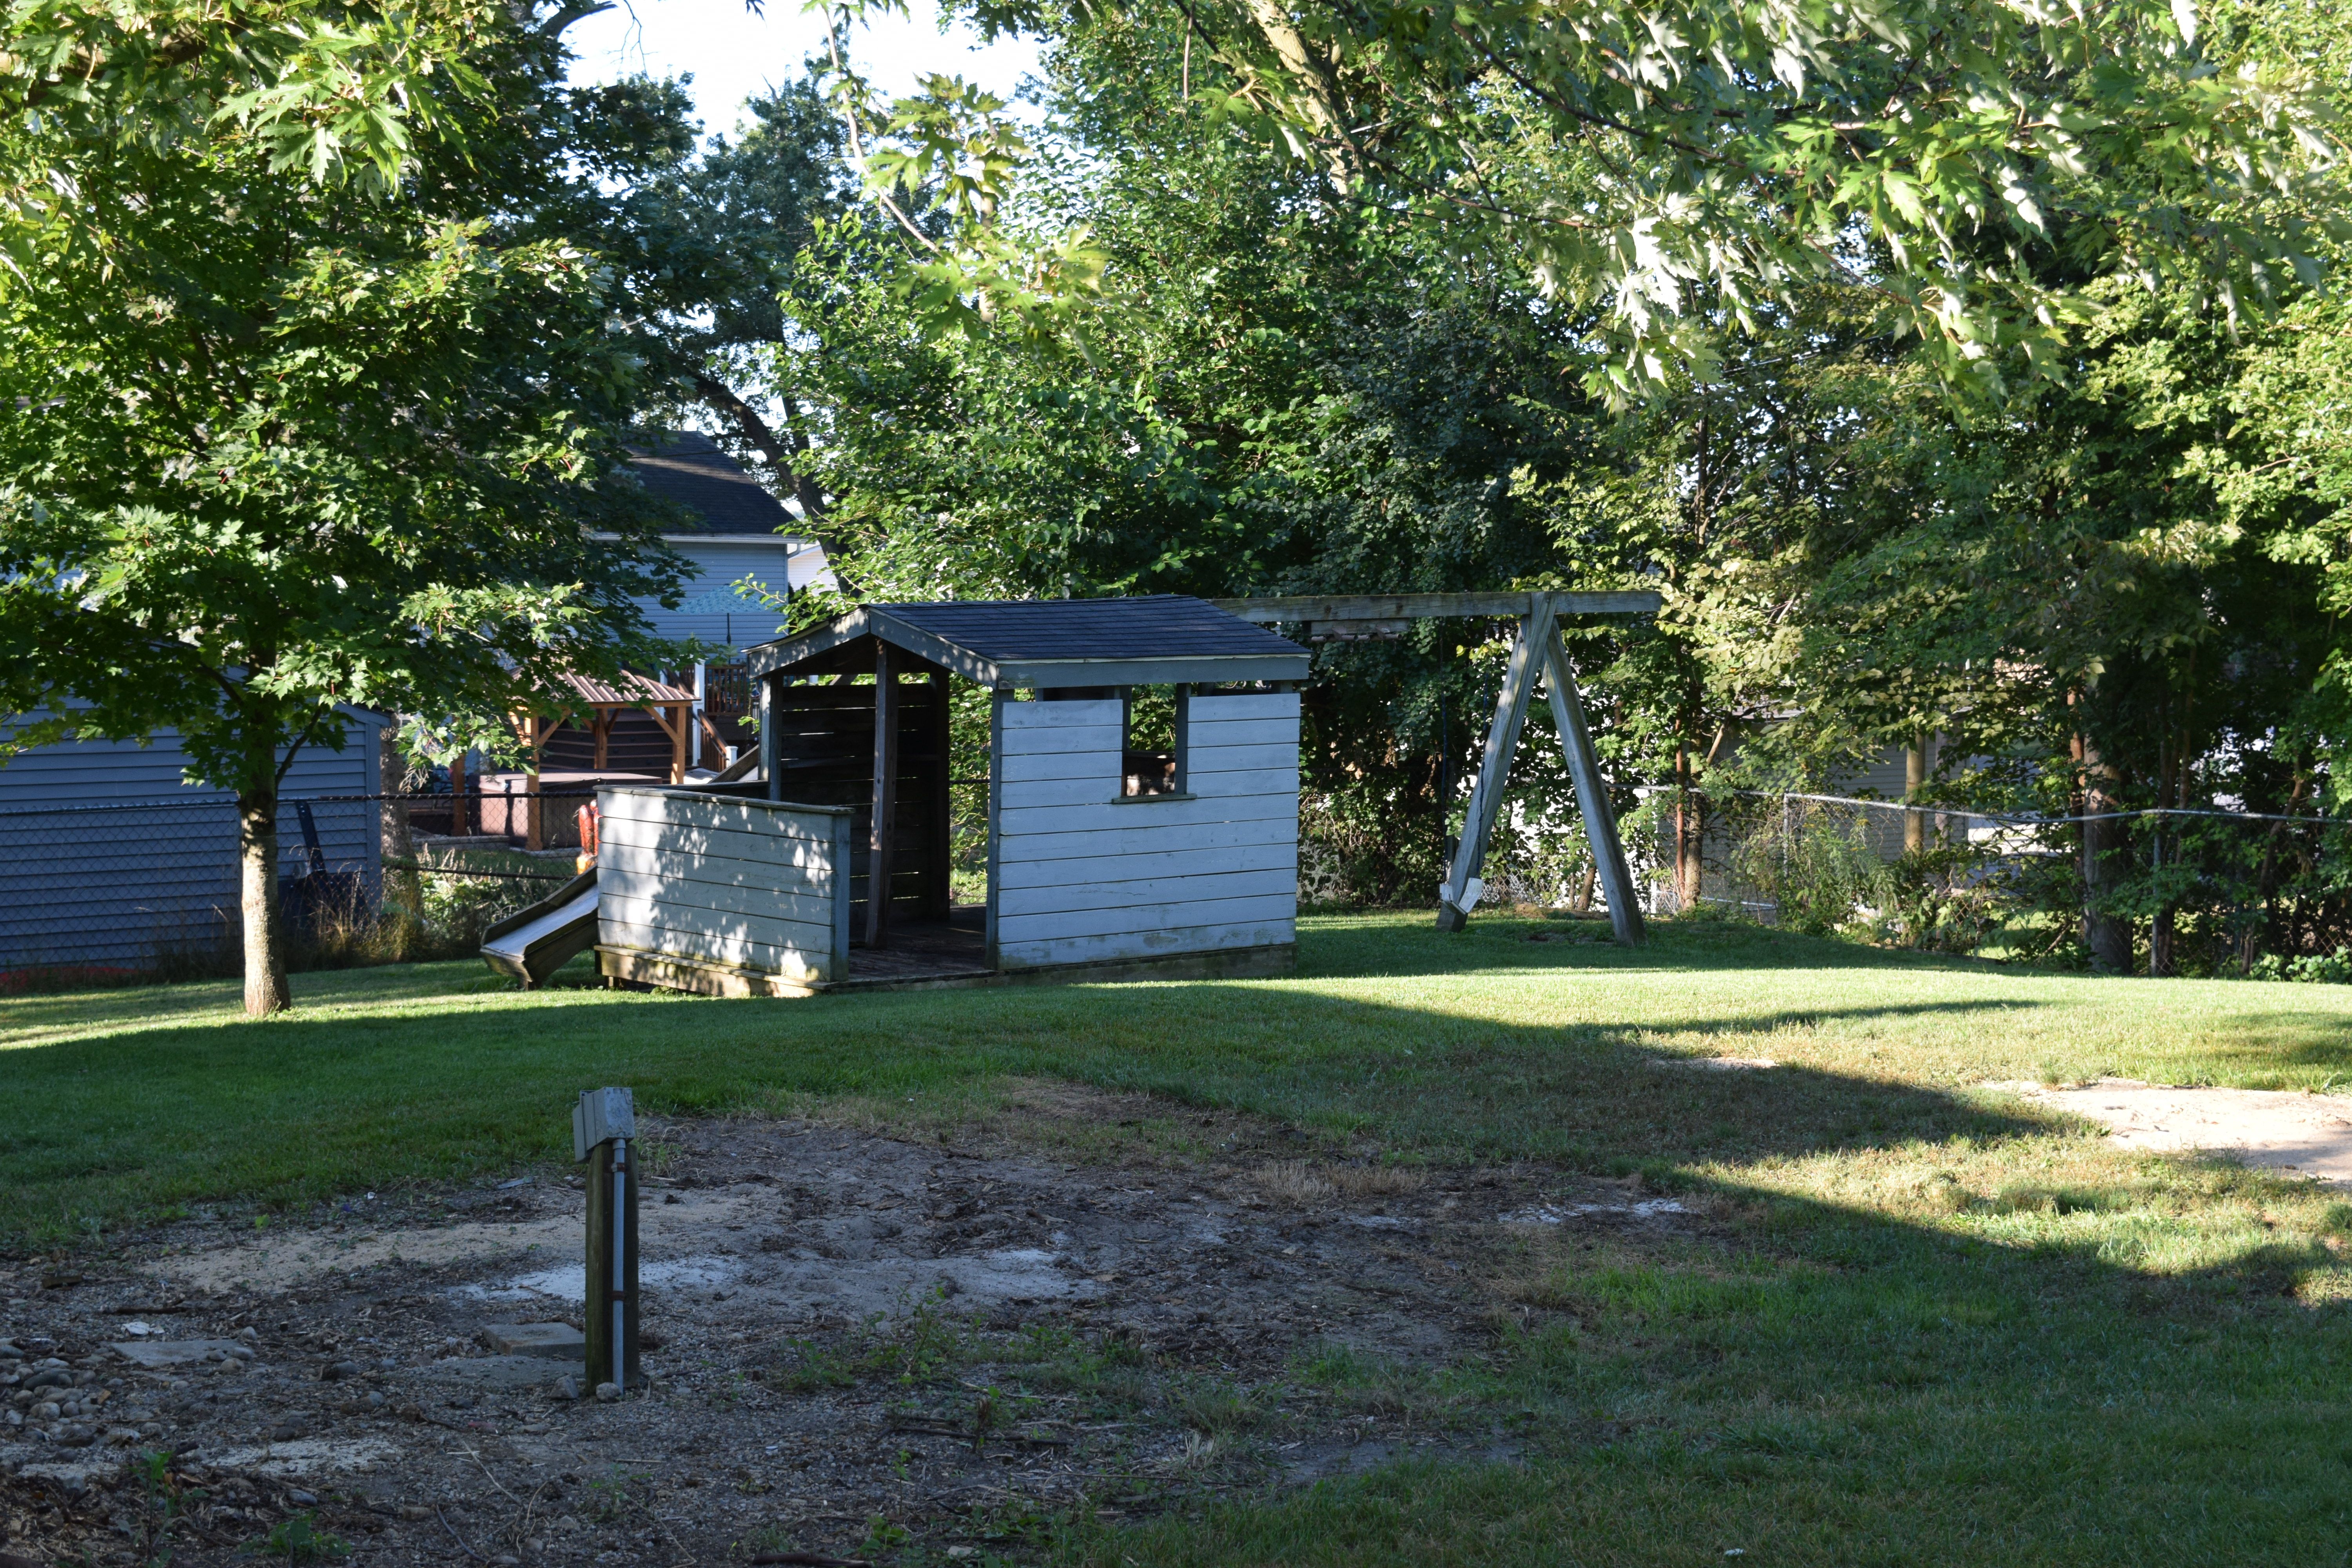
[0,1,692,1014]
[822,0,2337,401]
[572,75,855,528]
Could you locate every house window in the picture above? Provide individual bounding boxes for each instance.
[1122,684,1189,798]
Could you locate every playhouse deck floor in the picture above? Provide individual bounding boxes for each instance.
[842,904,991,987]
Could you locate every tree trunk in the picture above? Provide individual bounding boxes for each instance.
[239,792,291,1016]
[1673,739,1704,912]
[2077,731,2132,974]
[1570,860,1597,915]
[1904,733,1929,855]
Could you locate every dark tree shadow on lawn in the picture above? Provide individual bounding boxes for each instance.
[9,965,2352,1562]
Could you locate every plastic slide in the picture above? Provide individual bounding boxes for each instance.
[479,867,601,988]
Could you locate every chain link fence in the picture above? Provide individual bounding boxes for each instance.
[1300,778,2352,978]
[0,791,589,990]
[1608,788,2352,976]
[3,777,1006,991]
[21,771,2340,990]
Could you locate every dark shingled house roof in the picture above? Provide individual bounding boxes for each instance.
[747,595,1311,688]
[626,430,793,536]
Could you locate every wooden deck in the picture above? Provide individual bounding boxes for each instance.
[840,907,991,988]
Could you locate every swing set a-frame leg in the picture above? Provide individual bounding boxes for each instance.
[1540,624,1645,944]
[1436,595,1645,943]
[1436,601,1551,932]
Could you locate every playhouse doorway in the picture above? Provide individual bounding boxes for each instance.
[761,646,989,981]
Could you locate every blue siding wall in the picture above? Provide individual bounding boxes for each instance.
[0,718,383,971]
[635,539,832,653]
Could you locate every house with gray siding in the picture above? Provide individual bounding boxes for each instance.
[0,713,386,974]
[611,430,832,653]
[536,430,830,777]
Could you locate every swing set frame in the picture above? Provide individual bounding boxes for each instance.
[1212,591,1661,943]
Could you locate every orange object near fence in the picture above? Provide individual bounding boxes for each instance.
[575,801,600,875]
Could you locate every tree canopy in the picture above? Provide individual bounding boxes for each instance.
[0,0,699,1012]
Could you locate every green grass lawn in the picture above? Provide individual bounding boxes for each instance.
[9,912,2352,1564]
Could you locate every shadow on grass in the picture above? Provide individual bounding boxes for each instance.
[0,969,2062,1244]
[1296,909,1991,980]
[8,927,2350,1561]
[1082,1158,2352,1567]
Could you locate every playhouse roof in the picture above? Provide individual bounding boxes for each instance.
[746,595,1311,688]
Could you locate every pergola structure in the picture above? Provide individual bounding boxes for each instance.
[1212,592,1662,943]
[508,671,698,849]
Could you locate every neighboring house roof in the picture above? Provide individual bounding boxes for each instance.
[625,430,795,537]
[748,595,1312,689]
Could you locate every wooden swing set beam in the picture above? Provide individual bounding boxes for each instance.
[1212,591,1659,622]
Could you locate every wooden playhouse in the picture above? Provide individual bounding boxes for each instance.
[590,596,1311,996]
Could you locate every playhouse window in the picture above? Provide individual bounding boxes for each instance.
[1122,684,1189,798]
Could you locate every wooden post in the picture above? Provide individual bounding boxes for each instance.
[637,701,690,786]
[925,667,951,922]
[591,710,613,771]
[759,675,781,802]
[523,715,544,851]
[450,749,469,837]
[1538,616,1646,945]
[866,644,899,946]
[577,1089,640,1392]
[985,689,1005,968]
[1904,733,1929,853]
[1172,683,1191,795]
[1437,600,1554,931]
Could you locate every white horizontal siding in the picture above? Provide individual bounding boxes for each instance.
[599,862,839,925]
[598,916,827,983]
[1178,742,1297,775]
[1001,697,1121,731]
[995,867,1295,918]
[997,792,1295,838]
[992,814,1297,867]
[601,787,846,835]
[995,837,1297,891]
[633,541,795,650]
[1186,693,1296,722]
[0,716,382,969]
[597,891,834,956]
[996,890,1296,945]
[999,746,1122,784]
[600,803,842,859]
[1182,716,1295,748]
[991,690,1297,966]
[595,787,847,981]
[1189,765,1299,799]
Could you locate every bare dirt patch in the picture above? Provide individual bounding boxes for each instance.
[2000,1077,2352,1184]
[0,1105,1685,1566]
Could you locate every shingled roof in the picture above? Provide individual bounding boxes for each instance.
[746,595,1311,688]
[626,430,793,536]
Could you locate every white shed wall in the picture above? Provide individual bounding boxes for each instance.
[595,786,852,983]
[989,691,1299,969]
